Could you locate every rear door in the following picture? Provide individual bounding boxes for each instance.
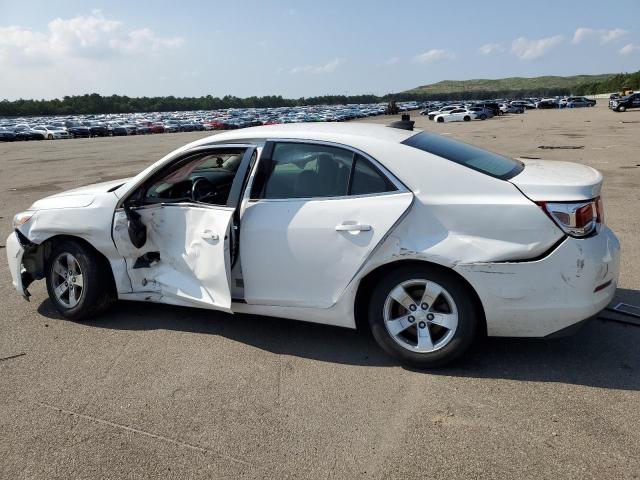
[239,140,413,308]
[113,145,256,311]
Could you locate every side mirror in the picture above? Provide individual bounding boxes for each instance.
[123,201,147,249]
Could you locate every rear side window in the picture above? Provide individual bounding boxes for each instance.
[402,131,523,179]
[252,142,396,199]
[350,155,396,195]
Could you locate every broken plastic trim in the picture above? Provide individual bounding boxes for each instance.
[15,229,35,248]
[133,251,160,269]
[491,235,567,264]
[123,203,147,249]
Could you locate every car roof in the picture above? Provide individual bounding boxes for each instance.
[198,122,417,144]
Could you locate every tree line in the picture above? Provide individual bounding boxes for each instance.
[1,71,638,117]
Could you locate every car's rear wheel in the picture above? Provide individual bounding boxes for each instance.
[46,239,115,320]
[464,116,471,121]
[368,266,478,368]
[47,134,53,140]
[479,114,487,120]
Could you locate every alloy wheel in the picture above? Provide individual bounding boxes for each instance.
[51,252,84,308]
[383,279,458,353]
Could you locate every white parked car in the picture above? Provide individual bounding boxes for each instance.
[6,123,620,367]
[500,103,524,114]
[466,106,493,119]
[32,125,70,140]
[427,105,463,120]
[433,108,478,123]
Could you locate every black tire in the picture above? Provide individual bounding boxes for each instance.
[436,117,444,123]
[479,114,487,120]
[464,116,471,121]
[368,265,478,368]
[618,106,626,112]
[45,239,115,320]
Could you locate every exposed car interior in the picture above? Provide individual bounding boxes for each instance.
[143,150,245,205]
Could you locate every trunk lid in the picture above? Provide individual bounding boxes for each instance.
[509,159,602,201]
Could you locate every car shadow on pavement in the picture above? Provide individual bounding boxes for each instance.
[37,298,396,367]
[37,288,640,390]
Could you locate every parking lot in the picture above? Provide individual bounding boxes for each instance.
[1,104,639,479]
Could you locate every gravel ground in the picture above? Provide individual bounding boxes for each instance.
[0,104,639,479]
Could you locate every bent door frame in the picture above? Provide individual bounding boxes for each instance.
[112,144,257,310]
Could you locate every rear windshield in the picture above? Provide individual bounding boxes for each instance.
[402,131,523,179]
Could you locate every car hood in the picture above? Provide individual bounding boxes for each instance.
[509,159,602,202]
[29,178,130,210]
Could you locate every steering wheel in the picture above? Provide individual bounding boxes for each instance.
[191,177,218,203]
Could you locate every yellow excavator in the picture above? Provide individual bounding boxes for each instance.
[620,86,635,96]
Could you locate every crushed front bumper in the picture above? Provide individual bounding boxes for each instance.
[6,232,28,299]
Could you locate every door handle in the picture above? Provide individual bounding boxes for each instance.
[201,229,219,241]
[335,223,372,232]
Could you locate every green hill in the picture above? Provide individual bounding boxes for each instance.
[404,74,616,96]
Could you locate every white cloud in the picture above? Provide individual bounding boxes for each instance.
[572,27,628,44]
[478,43,503,55]
[110,28,184,55]
[381,56,399,66]
[412,49,455,63]
[620,43,640,55]
[0,11,184,65]
[601,28,628,43]
[289,58,342,74]
[511,35,563,60]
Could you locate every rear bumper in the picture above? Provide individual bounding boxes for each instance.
[6,232,28,299]
[455,227,620,337]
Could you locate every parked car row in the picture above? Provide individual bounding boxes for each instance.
[417,95,603,124]
[0,102,423,141]
[419,101,520,123]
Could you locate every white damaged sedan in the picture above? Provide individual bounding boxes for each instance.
[6,123,620,367]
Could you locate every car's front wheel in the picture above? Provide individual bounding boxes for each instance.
[368,266,478,368]
[46,239,115,320]
[618,106,626,112]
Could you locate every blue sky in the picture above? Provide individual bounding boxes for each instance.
[0,0,638,100]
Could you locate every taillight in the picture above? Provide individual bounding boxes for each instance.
[537,197,603,238]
